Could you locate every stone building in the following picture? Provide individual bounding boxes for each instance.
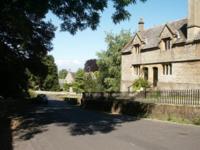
[121,0,200,92]
[59,72,75,92]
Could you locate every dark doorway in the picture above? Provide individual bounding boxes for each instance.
[153,67,158,87]
[143,67,148,81]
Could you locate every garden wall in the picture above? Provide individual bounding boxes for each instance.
[82,99,200,125]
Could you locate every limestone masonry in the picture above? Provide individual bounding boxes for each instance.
[121,0,200,91]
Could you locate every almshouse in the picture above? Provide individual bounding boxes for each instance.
[121,0,200,92]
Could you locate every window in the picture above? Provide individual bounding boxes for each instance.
[169,64,172,75]
[143,67,148,80]
[134,65,140,75]
[134,44,140,54]
[163,38,171,50]
[163,64,172,75]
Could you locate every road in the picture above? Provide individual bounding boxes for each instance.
[14,99,200,150]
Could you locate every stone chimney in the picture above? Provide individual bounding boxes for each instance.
[138,18,144,32]
[188,0,200,41]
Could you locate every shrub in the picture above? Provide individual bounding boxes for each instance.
[132,78,150,91]
[63,83,71,92]
[28,89,37,98]
[192,117,200,125]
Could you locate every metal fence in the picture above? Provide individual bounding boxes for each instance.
[137,89,200,105]
[83,89,200,106]
[83,92,136,100]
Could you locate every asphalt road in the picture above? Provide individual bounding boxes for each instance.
[14,99,200,150]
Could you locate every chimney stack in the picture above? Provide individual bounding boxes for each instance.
[188,0,200,41]
[138,18,144,32]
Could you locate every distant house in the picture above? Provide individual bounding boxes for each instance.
[84,59,98,72]
[121,0,200,92]
[58,79,65,89]
[65,72,75,84]
[65,72,75,93]
[59,72,75,92]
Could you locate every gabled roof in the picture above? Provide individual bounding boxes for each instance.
[65,72,75,84]
[159,24,177,38]
[122,18,188,53]
[121,32,144,53]
[134,32,145,43]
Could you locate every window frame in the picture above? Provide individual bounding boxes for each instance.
[133,65,140,75]
[163,63,172,75]
[163,38,171,50]
[134,44,140,54]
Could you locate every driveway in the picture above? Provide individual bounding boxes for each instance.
[13,98,200,150]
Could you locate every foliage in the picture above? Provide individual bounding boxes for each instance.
[84,72,103,92]
[27,70,40,90]
[63,83,71,92]
[58,69,68,79]
[97,30,132,92]
[40,55,60,91]
[72,69,102,93]
[0,1,55,97]
[49,0,147,34]
[28,89,37,98]
[27,55,60,91]
[192,118,200,125]
[0,0,147,98]
[132,78,150,91]
[84,59,98,72]
[72,69,85,93]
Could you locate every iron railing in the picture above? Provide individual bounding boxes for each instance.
[83,89,200,106]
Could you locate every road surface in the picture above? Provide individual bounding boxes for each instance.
[14,99,200,150]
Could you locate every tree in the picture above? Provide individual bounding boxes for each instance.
[0,0,147,98]
[27,55,60,91]
[84,59,98,72]
[72,69,85,93]
[49,0,147,34]
[58,69,68,79]
[84,72,102,92]
[72,69,102,93]
[41,55,60,91]
[63,83,71,92]
[0,1,55,97]
[97,30,132,92]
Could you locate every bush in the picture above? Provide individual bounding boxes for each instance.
[63,83,71,92]
[28,89,37,98]
[132,78,150,91]
[193,117,200,125]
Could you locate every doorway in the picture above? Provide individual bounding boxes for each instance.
[143,67,148,81]
[153,67,158,87]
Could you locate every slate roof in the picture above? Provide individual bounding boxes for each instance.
[122,18,189,53]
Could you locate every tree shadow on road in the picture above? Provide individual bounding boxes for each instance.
[13,99,137,141]
[0,117,13,150]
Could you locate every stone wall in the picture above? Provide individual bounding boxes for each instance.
[121,42,200,91]
[158,61,200,90]
[82,99,200,125]
[121,53,135,92]
[131,43,200,65]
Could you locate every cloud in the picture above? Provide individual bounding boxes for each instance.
[55,59,85,72]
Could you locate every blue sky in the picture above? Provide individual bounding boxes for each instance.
[47,0,187,71]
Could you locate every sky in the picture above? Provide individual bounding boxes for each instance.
[46,0,187,72]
